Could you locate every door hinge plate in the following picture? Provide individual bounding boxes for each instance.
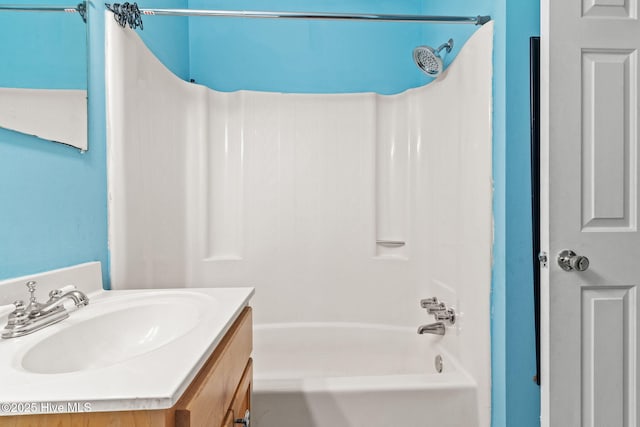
[538,252,548,268]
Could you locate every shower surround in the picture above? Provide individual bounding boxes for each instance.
[106,16,493,427]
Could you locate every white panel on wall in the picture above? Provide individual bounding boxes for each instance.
[0,87,87,150]
[581,50,637,231]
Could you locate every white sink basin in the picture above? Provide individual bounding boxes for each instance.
[21,294,208,374]
[0,282,253,414]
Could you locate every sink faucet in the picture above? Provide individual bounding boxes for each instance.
[1,281,89,339]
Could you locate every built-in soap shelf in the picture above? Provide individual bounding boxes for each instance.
[375,239,408,259]
[376,240,405,246]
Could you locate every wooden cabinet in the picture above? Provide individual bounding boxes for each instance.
[0,307,253,427]
[175,307,253,427]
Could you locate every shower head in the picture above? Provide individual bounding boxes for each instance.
[413,39,454,78]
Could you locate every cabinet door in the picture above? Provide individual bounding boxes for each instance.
[222,410,235,427]
[175,307,253,427]
[230,359,253,427]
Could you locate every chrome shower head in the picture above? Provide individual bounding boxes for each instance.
[413,39,454,78]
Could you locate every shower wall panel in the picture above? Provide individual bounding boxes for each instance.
[106,19,205,288]
[107,19,492,412]
[375,96,412,259]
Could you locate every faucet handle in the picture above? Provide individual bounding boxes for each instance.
[24,281,43,312]
[25,281,37,303]
[421,297,447,314]
[434,307,456,324]
[420,297,439,309]
[6,300,28,327]
[428,302,447,314]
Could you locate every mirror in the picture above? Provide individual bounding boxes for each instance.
[0,1,88,150]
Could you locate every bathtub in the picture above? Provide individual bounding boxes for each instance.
[252,323,480,427]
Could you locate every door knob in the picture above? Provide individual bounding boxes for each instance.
[557,249,589,272]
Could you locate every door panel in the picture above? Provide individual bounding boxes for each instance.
[581,49,636,231]
[542,0,640,425]
[580,286,635,427]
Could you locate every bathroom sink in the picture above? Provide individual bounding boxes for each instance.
[20,293,210,374]
[0,271,253,414]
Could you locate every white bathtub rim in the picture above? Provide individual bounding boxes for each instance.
[254,371,476,394]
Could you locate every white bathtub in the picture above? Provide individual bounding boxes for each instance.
[252,323,480,427]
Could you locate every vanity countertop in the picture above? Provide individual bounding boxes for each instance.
[0,263,254,416]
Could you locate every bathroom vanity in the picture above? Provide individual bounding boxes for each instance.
[0,263,254,427]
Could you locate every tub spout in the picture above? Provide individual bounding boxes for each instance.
[417,322,446,336]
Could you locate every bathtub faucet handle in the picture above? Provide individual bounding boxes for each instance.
[420,297,446,314]
[434,307,456,324]
[420,297,438,308]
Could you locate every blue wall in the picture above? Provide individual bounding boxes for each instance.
[0,8,86,89]
[0,2,108,285]
[134,3,191,81]
[187,0,426,94]
[504,2,540,425]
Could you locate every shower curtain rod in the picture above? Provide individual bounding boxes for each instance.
[0,2,86,21]
[0,4,81,13]
[136,8,491,26]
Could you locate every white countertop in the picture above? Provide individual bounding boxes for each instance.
[0,286,254,415]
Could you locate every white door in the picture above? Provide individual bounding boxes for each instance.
[541,0,640,426]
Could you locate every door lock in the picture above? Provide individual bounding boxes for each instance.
[557,249,589,272]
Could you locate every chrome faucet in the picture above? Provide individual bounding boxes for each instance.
[1,281,89,339]
[418,322,446,335]
[418,297,456,336]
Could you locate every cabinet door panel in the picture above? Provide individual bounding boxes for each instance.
[222,410,235,427]
[175,307,253,427]
[231,359,253,426]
